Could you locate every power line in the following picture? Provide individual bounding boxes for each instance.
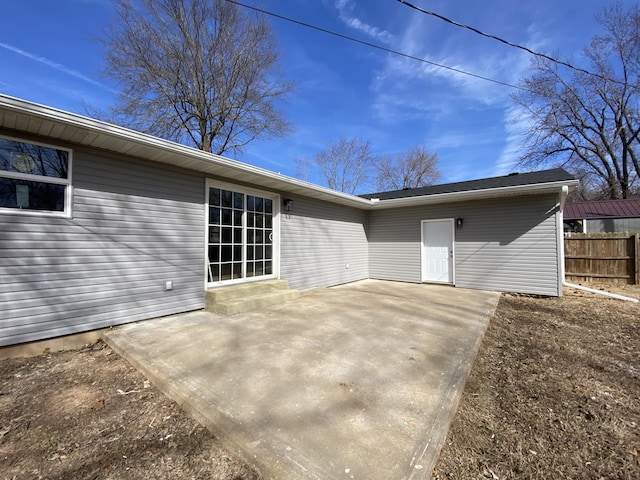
[395,0,614,84]
[225,0,527,91]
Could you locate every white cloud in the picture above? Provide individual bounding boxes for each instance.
[367,10,548,178]
[0,42,113,91]
[334,0,394,44]
[368,8,545,122]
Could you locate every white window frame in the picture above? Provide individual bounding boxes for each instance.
[0,134,73,217]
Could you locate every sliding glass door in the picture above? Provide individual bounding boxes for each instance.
[207,182,278,285]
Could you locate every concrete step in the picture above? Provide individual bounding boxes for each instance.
[206,279,291,302]
[206,280,299,315]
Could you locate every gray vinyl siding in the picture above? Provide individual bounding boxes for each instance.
[280,196,368,290]
[0,148,205,347]
[368,194,561,296]
[586,217,640,233]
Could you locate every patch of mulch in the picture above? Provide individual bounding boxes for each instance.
[432,284,640,480]
[0,341,260,480]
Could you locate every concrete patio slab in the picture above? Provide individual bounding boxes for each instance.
[103,280,500,480]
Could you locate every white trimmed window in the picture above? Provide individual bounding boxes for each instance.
[0,136,72,215]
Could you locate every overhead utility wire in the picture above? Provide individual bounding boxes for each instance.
[396,0,615,84]
[225,0,527,91]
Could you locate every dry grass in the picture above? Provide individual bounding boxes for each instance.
[433,285,640,479]
[0,342,259,480]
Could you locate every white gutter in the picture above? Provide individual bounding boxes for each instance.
[369,179,580,208]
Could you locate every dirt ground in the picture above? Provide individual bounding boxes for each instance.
[433,283,640,480]
[0,342,260,480]
[1,284,638,480]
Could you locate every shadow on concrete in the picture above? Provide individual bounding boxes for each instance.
[104,280,500,480]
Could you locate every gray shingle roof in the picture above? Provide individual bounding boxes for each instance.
[564,198,640,219]
[360,168,576,200]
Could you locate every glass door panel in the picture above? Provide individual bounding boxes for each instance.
[208,187,244,282]
[246,195,273,279]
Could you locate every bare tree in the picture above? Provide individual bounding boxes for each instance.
[374,145,441,191]
[98,0,292,155]
[513,2,640,199]
[294,155,314,183]
[298,137,375,194]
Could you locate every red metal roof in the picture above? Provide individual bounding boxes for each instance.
[564,199,640,219]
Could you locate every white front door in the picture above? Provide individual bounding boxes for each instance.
[421,219,454,284]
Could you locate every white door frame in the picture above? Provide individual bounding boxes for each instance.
[204,179,280,289]
[420,218,455,285]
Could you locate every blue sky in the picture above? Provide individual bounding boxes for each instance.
[0,0,632,191]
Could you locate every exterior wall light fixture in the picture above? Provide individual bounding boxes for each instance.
[456,218,464,229]
[283,198,293,212]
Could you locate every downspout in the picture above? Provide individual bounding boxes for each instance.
[558,186,639,303]
[562,280,639,303]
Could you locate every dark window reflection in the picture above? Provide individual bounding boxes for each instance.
[0,138,69,179]
[0,178,65,211]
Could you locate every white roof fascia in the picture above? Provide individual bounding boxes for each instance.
[0,94,373,209]
[368,179,580,209]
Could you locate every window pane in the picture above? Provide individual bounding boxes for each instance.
[266,229,272,244]
[209,207,220,225]
[246,246,254,260]
[255,197,264,212]
[265,245,272,260]
[247,195,255,211]
[265,261,273,275]
[265,199,272,214]
[210,188,221,207]
[0,178,65,211]
[221,208,232,225]
[247,212,255,227]
[256,229,263,244]
[221,189,232,208]
[221,264,232,281]
[234,228,242,243]
[221,227,232,244]
[208,263,220,282]
[247,228,254,244]
[255,214,264,228]
[209,226,220,243]
[233,192,243,209]
[233,210,242,226]
[232,262,242,279]
[233,245,242,261]
[255,262,264,276]
[256,245,264,260]
[265,215,272,228]
[208,245,219,263]
[0,138,69,179]
[221,246,232,262]
[246,263,255,278]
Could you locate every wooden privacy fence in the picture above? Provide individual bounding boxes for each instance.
[564,233,640,285]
